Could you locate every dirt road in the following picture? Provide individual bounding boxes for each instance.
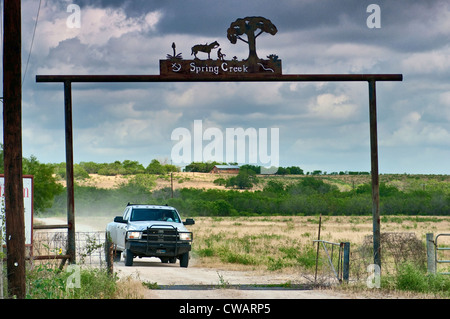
[113,257,351,299]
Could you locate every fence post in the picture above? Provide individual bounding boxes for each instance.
[105,232,114,276]
[342,242,350,283]
[314,214,322,283]
[426,233,436,274]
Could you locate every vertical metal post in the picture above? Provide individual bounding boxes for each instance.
[314,214,322,282]
[3,0,26,299]
[171,172,174,198]
[105,232,114,276]
[426,233,436,274]
[342,242,350,283]
[64,81,76,264]
[368,80,381,271]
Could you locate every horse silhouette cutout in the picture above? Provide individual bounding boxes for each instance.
[191,41,220,59]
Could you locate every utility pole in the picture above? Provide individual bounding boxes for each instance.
[3,0,26,298]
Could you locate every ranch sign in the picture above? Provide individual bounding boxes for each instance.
[160,16,282,78]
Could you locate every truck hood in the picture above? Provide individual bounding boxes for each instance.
[127,220,189,232]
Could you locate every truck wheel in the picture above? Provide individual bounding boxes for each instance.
[125,249,134,266]
[180,252,189,268]
[113,250,121,262]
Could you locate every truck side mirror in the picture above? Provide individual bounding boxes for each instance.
[114,216,126,223]
[183,218,195,225]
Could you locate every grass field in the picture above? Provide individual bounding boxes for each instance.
[32,213,450,298]
[188,215,450,274]
[67,172,450,277]
[74,214,450,278]
[50,172,450,296]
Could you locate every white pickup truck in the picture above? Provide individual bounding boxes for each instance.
[106,203,195,267]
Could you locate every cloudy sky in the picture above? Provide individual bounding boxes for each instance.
[2,0,450,174]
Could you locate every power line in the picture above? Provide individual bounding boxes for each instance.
[23,0,42,85]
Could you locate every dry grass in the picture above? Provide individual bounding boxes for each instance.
[58,214,450,298]
[190,215,450,249]
[113,276,147,299]
[74,214,450,274]
[184,215,450,278]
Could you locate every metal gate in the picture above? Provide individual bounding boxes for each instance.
[427,233,450,275]
[313,240,350,283]
[435,233,450,275]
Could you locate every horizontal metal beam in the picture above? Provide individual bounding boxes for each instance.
[3,255,71,262]
[30,255,70,261]
[36,74,402,83]
[33,224,69,230]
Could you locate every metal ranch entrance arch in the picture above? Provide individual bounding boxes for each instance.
[36,14,402,271]
[36,72,402,271]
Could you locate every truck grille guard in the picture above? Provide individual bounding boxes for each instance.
[143,224,193,256]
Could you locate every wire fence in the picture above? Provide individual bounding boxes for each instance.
[31,231,108,268]
[311,232,429,286]
[312,240,348,286]
[349,232,427,281]
[1,230,113,298]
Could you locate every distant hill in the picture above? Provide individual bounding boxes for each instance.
[57,172,450,194]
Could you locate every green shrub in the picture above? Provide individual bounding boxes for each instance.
[395,263,428,292]
[26,264,117,299]
[296,246,318,269]
[382,262,450,297]
[213,178,227,186]
[221,251,256,265]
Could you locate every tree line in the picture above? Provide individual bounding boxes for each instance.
[52,158,368,179]
[44,174,450,217]
[164,178,450,217]
[54,159,179,178]
[1,148,448,217]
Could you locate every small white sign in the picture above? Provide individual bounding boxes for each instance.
[0,176,34,245]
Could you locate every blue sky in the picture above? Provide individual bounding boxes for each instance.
[2,0,450,174]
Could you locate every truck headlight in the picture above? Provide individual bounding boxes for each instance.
[179,232,192,241]
[127,231,142,239]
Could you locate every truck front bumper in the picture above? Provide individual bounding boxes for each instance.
[126,240,191,258]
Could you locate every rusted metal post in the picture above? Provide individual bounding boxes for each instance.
[3,0,26,299]
[64,81,76,264]
[368,80,381,271]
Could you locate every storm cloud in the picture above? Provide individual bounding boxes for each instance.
[2,0,449,174]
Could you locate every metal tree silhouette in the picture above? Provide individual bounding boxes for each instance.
[227,16,278,63]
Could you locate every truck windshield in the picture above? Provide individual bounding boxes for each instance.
[130,208,180,223]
